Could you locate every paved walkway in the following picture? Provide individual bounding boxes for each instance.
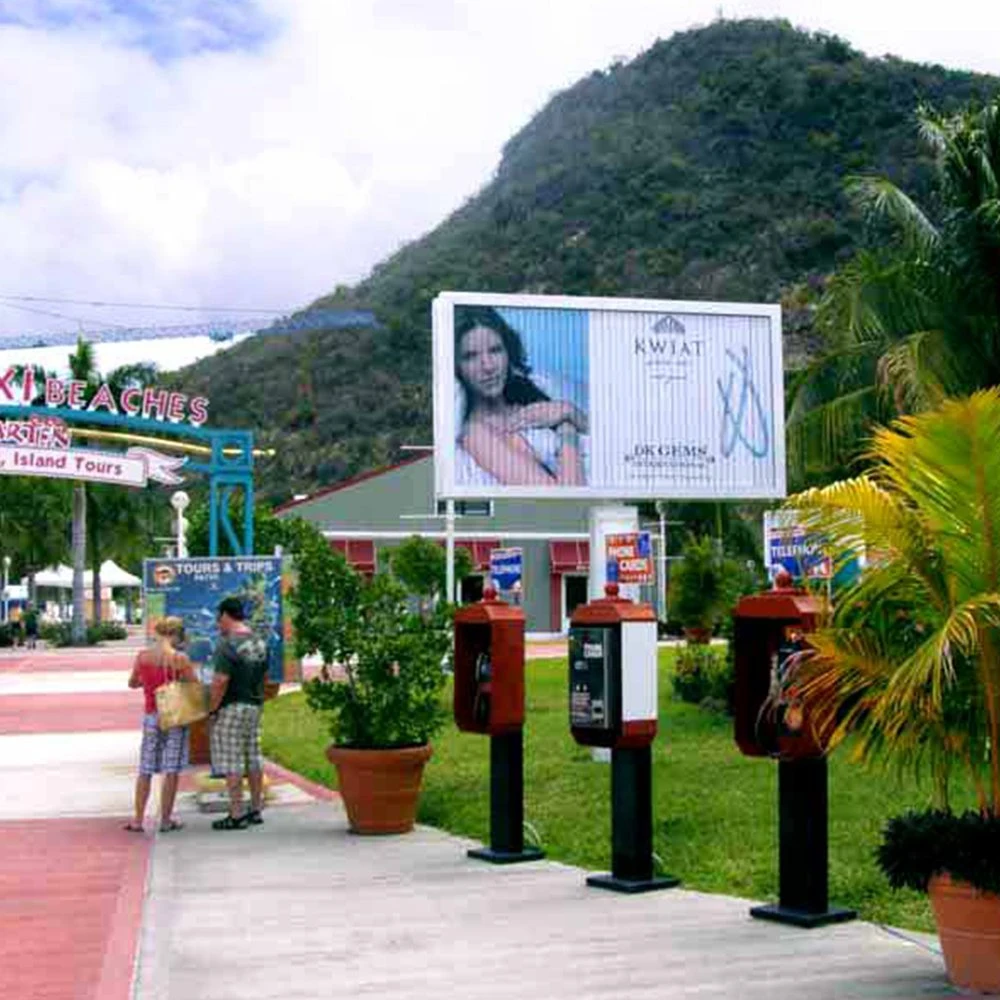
[1,643,959,999]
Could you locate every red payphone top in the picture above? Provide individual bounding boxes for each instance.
[453,589,526,734]
[732,575,830,759]
[570,582,658,628]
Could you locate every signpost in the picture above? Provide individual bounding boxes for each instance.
[763,511,831,582]
[605,531,655,585]
[489,547,523,605]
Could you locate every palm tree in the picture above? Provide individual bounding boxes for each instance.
[67,340,100,641]
[789,389,1000,816]
[788,100,1000,485]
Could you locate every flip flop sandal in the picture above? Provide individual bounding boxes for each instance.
[160,820,185,833]
[211,814,248,831]
[123,822,144,833]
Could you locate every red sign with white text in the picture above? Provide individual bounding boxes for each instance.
[605,531,655,584]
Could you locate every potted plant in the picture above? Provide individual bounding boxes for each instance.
[668,533,742,643]
[294,530,452,834]
[790,390,1000,993]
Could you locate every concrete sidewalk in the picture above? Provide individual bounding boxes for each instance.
[133,800,954,1000]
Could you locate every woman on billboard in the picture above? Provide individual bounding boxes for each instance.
[455,305,588,485]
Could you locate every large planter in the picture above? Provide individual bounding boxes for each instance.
[683,626,712,645]
[325,744,432,835]
[928,873,1000,993]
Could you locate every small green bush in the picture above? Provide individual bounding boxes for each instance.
[672,643,731,710]
[0,623,13,647]
[877,810,1000,895]
[95,621,128,641]
[40,621,74,647]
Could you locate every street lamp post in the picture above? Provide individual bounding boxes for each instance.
[171,491,190,559]
[2,555,10,624]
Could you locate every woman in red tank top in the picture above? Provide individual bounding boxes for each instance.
[125,616,197,833]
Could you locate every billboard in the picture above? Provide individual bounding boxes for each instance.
[143,556,287,682]
[433,292,785,500]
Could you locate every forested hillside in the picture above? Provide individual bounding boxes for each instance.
[172,19,999,502]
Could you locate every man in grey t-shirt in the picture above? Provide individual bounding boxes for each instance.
[208,597,269,830]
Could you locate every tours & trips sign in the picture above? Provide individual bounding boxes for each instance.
[432,292,785,500]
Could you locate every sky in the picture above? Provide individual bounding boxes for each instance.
[2,0,1000,361]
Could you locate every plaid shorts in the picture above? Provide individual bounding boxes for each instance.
[139,713,190,775]
[211,703,263,775]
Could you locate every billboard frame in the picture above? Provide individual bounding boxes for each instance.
[433,291,785,501]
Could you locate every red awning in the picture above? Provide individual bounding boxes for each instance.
[549,540,590,573]
[455,539,499,572]
[330,538,376,574]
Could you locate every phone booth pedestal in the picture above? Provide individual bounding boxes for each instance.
[454,589,543,865]
[570,584,678,894]
[734,574,856,928]
[750,757,855,928]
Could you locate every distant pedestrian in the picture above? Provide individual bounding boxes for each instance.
[23,605,38,650]
[208,597,269,830]
[125,616,196,833]
[9,606,23,647]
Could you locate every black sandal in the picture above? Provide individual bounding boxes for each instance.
[246,809,263,825]
[211,814,248,830]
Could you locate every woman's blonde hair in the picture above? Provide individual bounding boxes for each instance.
[153,616,184,640]
[151,616,187,669]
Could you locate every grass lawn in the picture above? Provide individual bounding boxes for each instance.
[262,651,949,933]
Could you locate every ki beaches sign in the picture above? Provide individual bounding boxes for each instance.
[489,547,524,605]
[0,414,186,488]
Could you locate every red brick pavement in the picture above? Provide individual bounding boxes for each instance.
[0,653,134,674]
[0,817,150,1000]
[0,692,140,734]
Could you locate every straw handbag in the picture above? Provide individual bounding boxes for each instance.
[156,660,208,731]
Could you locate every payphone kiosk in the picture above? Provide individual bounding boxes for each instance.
[454,588,543,864]
[732,570,856,927]
[569,584,678,893]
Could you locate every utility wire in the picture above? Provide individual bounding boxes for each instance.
[0,293,289,314]
[0,300,133,330]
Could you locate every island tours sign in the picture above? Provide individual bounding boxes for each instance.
[0,364,206,488]
[0,361,256,555]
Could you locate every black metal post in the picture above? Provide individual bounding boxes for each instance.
[750,756,856,927]
[467,730,544,864]
[587,746,679,893]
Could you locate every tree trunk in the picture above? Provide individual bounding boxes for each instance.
[71,484,87,644]
[89,499,102,625]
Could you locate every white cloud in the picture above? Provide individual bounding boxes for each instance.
[1,0,999,341]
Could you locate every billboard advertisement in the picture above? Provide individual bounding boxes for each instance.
[433,292,785,500]
[142,556,287,682]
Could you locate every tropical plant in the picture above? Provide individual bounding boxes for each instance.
[788,99,1000,484]
[668,534,744,637]
[387,534,473,609]
[789,390,1000,896]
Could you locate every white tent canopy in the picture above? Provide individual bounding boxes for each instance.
[24,560,141,590]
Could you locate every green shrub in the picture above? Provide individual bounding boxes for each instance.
[672,643,731,710]
[40,621,74,647]
[95,621,128,641]
[877,810,1000,895]
[0,623,12,647]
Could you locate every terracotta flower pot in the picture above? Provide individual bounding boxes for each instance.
[683,626,712,645]
[928,873,1000,993]
[325,744,432,835]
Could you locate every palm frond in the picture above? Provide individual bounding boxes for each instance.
[845,175,939,254]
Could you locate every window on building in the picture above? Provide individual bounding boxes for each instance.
[436,499,493,517]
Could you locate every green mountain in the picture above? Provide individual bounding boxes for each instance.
[172,18,999,503]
